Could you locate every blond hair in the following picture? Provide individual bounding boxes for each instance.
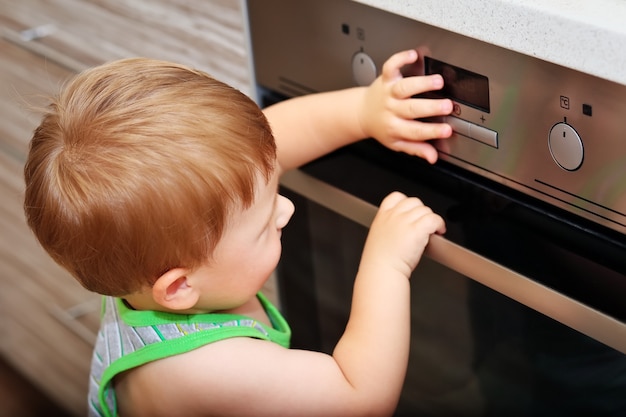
[24,58,276,296]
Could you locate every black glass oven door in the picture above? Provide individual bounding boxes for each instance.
[276,144,626,417]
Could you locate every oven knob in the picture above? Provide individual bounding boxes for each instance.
[352,51,377,86]
[548,122,584,171]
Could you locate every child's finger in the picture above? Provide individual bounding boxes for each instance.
[378,191,409,211]
[391,74,444,99]
[391,141,440,164]
[389,118,452,142]
[393,97,452,120]
[380,49,419,81]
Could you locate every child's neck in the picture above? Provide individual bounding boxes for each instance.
[121,292,271,326]
[217,296,271,327]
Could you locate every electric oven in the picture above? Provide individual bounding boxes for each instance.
[245,1,626,415]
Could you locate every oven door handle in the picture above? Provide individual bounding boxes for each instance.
[281,168,626,354]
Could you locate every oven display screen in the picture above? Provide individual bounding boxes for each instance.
[425,57,490,113]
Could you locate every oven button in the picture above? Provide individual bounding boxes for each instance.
[446,116,498,148]
[445,116,470,137]
[549,122,584,171]
[469,123,499,148]
[352,51,377,86]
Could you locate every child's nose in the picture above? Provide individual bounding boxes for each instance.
[276,195,295,228]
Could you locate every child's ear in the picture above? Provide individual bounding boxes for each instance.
[152,267,199,311]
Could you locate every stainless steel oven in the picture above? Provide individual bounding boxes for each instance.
[245,1,626,415]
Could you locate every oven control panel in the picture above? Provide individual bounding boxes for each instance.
[246,0,626,235]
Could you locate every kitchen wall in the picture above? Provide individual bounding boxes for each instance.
[0,1,250,414]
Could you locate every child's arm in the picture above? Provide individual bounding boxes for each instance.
[263,48,453,171]
[333,191,446,415]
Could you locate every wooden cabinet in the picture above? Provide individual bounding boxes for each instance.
[0,0,250,93]
[0,39,99,416]
[0,1,249,414]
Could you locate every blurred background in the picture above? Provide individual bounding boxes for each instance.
[0,1,250,415]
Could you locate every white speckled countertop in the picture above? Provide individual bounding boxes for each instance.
[353,0,626,85]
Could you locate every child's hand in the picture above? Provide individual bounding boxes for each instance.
[358,49,454,164]
[361,192,446,279]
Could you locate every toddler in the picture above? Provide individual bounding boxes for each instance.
[24,49,452,417]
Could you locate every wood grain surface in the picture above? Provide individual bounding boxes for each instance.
[0,1,251,414]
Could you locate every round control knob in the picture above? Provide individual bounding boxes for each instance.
[352,51,377,86]
[548,122,584,171]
